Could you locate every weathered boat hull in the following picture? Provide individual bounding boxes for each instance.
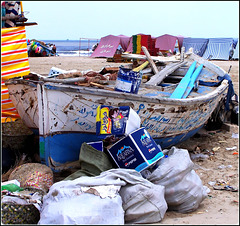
[6,53,230,170]
[7,77,228,170]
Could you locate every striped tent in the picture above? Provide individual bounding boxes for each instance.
[182,38,209,57]
[232,40,239,59]
[1,26,30,122]
[202,38,234,60]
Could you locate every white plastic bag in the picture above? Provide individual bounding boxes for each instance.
[120,183,167,224]
[38,180,124,225]
[39,192,124,225]
[145,146,208,213]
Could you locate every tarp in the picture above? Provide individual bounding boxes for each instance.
[202,38,234,60]
[1,26,30,122]
[125,33,157,55]
[155,34,177,53]
[232,40,239,59]
[182,38,209,57]
[117,34,130,51]
[90,35,130,58]
[176,35,185,52]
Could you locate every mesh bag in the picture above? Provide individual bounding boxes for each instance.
[1,187,45,224]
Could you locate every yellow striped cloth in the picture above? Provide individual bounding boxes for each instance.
[1,26,30,122]
[136,35,141,54]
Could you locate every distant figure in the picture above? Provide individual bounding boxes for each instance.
[52,44,56,54]
[92,43,98,51]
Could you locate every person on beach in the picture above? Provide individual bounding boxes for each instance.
[52,44,56,55]
[92,43,98,51]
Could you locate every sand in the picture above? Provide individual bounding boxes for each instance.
[28,56,239,225]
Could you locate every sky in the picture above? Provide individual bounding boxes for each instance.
[23,1,239,40]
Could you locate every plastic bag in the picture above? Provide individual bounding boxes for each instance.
[120,182,167,224]
[39,168,167,224]
[38,183,124,225]
[145,146,208,213]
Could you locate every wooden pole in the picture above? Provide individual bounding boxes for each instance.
[20,1,24,15]
[141,46,159,74]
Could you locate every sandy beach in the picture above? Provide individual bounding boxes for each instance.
[27,56,239,225]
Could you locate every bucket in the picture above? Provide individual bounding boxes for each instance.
[114,66,142,94]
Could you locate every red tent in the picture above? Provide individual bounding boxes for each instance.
[155,34,185,53]
[155,34,178,53]
[91,35,130,58]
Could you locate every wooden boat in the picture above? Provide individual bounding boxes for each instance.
[5,51,232,171]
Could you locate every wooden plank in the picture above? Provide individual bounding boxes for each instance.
[146,61,187,86]
[121,53,180,63]
[89,82,115,91]
[40,76,86,83]
[182,64,204,98]
[16,22,38,26]
[188,53,226,77]
[141,46,159,74]
[132,61,149,72]
[170,61,197,99]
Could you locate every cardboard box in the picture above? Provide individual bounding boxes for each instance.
[96,105,141,138]
[87,141,103,152]
[107,127,164,172]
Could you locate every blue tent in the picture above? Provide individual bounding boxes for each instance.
[232,39,239,59]
[202,38,234,60]
[182,38,209,57]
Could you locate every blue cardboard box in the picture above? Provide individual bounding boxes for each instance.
[87,141,103,152]
[107,127,164,172]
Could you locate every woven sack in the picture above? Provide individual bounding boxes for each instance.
[1,187,45,224]
[9,163,54,193]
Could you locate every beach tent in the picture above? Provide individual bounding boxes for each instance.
[1,26,30,122]
[202,38,234,60]
[175,35,185,52]
[155,34,178,53]
[125,33,157,55]
[90,35,130,58]
[182,38,209,57]
[117,35,130,51]
[232,40,239,59]
[233,38,238,49]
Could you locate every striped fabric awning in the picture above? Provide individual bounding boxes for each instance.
[1,26,30,122]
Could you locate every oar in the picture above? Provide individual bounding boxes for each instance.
[182,64,204,98]
[170,61,197,99]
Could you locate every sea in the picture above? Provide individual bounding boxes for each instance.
[42,39,99,57]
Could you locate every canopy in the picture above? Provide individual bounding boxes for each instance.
[176,35,185,52]
[91,35,130,58]
[202,38,234,60]
[182,38,209,57]
[232,40,239,59]
[125,33,157,55]
[155,34,177,53]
